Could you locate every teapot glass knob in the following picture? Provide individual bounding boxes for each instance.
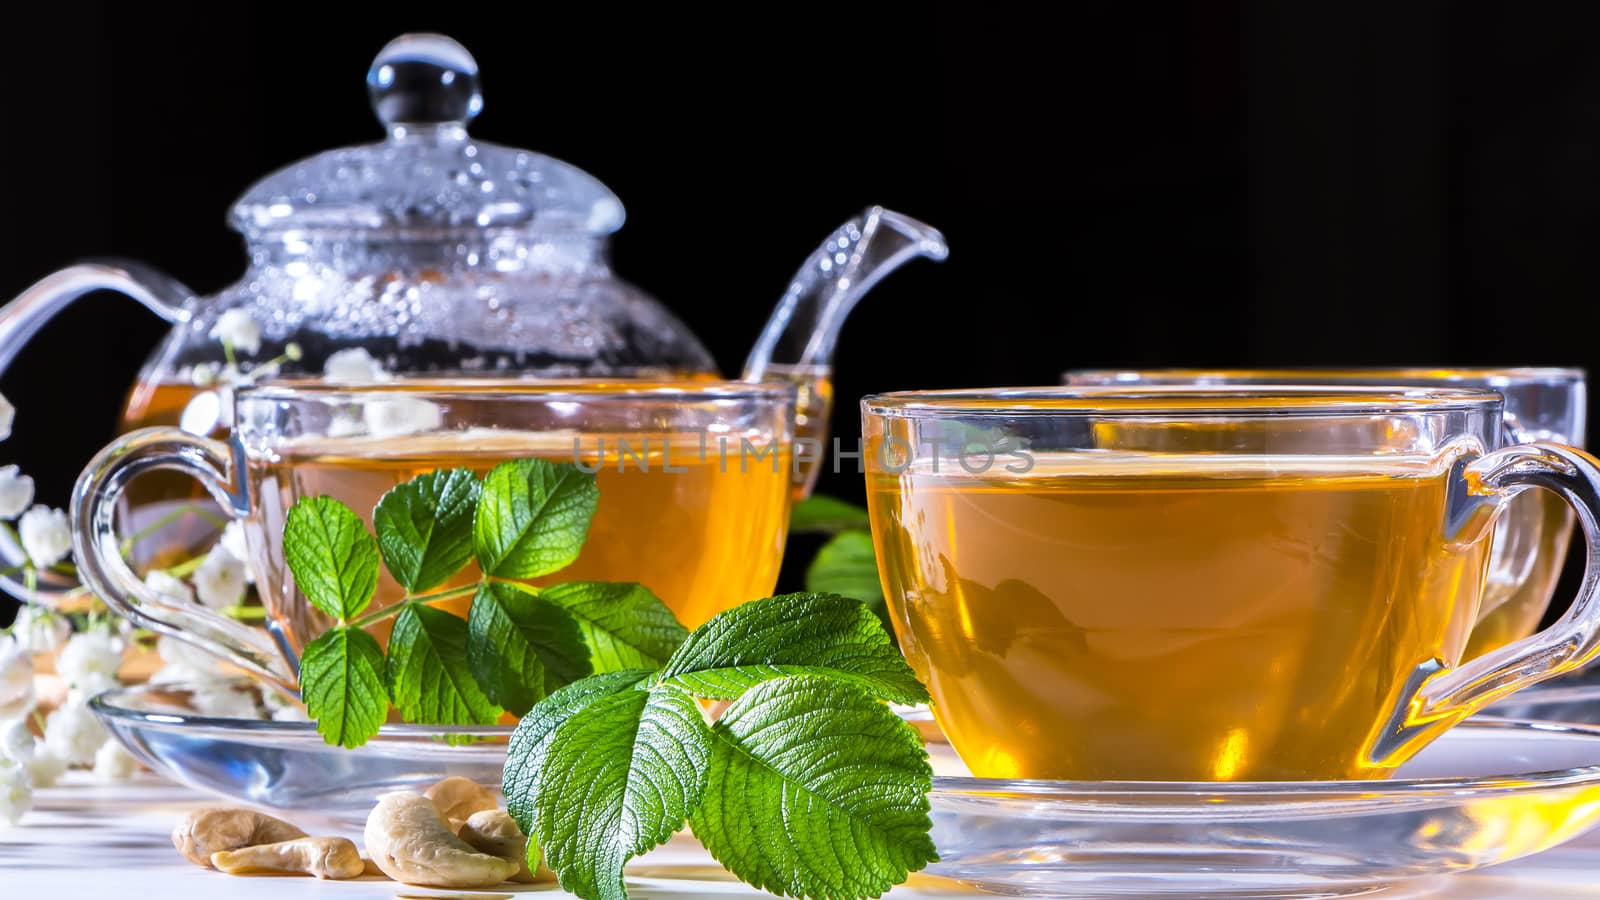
[367,33,483,136]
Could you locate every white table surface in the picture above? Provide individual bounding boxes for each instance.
[6,774,1600,900]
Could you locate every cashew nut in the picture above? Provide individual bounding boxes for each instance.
[209,836,365,879]
[364,791,521,888]
[458,808,554,884]
[424,775,498,821]
[171,807,307,868]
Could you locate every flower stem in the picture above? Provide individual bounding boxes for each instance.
[220,604,267,622]
[163,555,206,579]
[117,502,228,558]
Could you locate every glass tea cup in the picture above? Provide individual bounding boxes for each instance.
[1066,368,1587,660]
[862,386,1600,782]
[72,379,796,691]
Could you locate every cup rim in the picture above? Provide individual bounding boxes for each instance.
[1064,366,1587,386]
[237,376,796,404]
[862,385,1506,418]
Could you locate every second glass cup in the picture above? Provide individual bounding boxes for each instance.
[862,386,1600,782]
[1066,368,1587,659]
[72,379,797,690]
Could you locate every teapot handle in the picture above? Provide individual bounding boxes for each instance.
[0,259,191,371]
[0,260,193,605]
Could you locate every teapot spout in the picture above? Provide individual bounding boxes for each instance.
[742,207,947,382]
[743,207,946,498]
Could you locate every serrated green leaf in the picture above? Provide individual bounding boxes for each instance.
[299,626,387,749]
[473,459,599,579]
[374,468,481,593]
[503,669,653,834]
[788,494,871,534]
[283,496,379,620]
[690,676,936,900]
[653,593,928,704]
[535,684,710,900]
[467,582,590,715]
[805,530,887,608]
[386,604,502,726]
[539,582,689,675]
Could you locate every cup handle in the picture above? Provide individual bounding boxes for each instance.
[70,427,298,692]
[1373,441,1600,765]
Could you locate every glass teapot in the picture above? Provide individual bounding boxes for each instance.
[0,34,946,581]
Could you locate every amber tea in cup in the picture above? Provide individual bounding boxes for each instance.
[74,380,795,689]
[1065,368,1588,662]
[863,387,1600,782]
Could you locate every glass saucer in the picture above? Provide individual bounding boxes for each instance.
[90,678,510,831]
[94,680,1600,898]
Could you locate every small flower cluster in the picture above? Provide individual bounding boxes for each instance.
[0,309,392,828]
[0,396,72,574]
[182,308,303,436]
[0,618,141,826]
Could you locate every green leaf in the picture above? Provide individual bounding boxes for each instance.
[788,495,871,534]
[283,496,379,620]
[386,604,503,726]
[503,669,653,834]
[534,684,711,900]
[299,626,387,749]
[473,459,599,579]
[539,582,689,675]
[467,582,590,715]
[374,468,481,593]
[690,676,936,900]
[653,593,928,705]
[805,531,887,609]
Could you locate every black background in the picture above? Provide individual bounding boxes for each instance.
[3,3,1600,617]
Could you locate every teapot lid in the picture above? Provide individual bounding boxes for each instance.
[228,34,625,238]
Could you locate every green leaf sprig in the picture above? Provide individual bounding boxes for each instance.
[504,592,936,900]
[284,464,939,900]
[287,458,687,748]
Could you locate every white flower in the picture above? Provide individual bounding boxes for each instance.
[193,547,248,610]
[190,362,219,387]
[24,748,64,789]
[0,466,33,519]
[67,672,121,704]
[3,721,61,789]
[0,758,30,826]
[92,740,139,781]
[0,392,13,443]
[43,699,105,766]
[54,632,122,696]
[327,411,365,437]
[364,396,444,439]
[156,636,223,678]
[219,520,250,567]
[17,506,70,568]
[189,683,261,720]
[11,606,69,654]
[270,704,309,722]
[178,389,222,436]
[148,664,208,686]
[1,721,31,762]
[209,309,262,356]
[324,347,393,383]
[143,570,194,605]
[0,636,33,723]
